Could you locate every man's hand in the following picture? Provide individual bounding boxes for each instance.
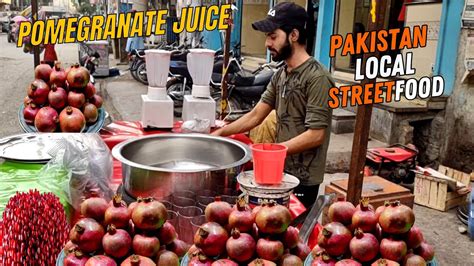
[211,127,224,136]
[280,128,326,155]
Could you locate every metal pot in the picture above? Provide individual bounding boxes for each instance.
[112,134,252,199]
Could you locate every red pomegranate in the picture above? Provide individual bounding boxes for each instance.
[380,238,407,262]
[311,251,337,266]
[63,240,79,255]
[352,198,378,233]
[84,82,97,99]
[50,62,67,88]
[157,221,177,245]
[83,102,99,124]
[205,196,233,226]
[48,84,68,110]
[405,225,424,249]
[90,94,103,108]
[68,91,86,109]
[28,79,50,105]
[335,259,362,266]
[212,259,238,266]
[132,234,160,258]
[166,239,190,258]
[63,249,89,266]
[67,64,90,90]
[375,201,390,221]
[188,251,213,266]
[255,202,292,234]
[403,254,426,266]
[80,196,109,222]
[414,242,434,262]
[23,102,40,124]
[35,62,53,82]
[282,226,300,249]
[317,222,352,257]
[194,222,228,257]
[156,250,180,266]
[328,199,356,226]
[103,194,131,229]
[228,198,254,232]
[226,228,256,262]
[370,258,400,266]
[379,201,415,234]
[35,106,58,132]
[248,258,277,266]
[102,225,132,259]
[69,218,105,253]
[256,238,284,261]
[291,242,311,260]
[132,197,167,230]
[280,254,303,266]
[349,228,379,262]
[85,255,117,266]
[59,106,86,132]
[121,255,155,266]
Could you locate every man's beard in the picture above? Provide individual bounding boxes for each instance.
[270,39,292,62]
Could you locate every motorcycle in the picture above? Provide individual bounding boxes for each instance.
[79,43,100,84]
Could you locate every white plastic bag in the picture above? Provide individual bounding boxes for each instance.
[181,117,211,133]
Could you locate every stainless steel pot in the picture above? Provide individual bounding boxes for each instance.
[112,134,252,199]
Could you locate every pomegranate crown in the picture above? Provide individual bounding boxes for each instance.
[191,250,208,261]
[112,193,123,207]
[107,224,117,234]
[359,197,371,210]
[314,250,331,262]
[354,228,364,238]
[231,228,241,239]
[198,227,210,239]
[54,61,62,70]
[322,227,332,238]
[390,200,401,207]
[236,197,247,211]
[130,254,141,265]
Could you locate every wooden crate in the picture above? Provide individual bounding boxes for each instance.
[414,165,471,212]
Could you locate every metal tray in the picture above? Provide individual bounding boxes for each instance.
[0,133,67,163]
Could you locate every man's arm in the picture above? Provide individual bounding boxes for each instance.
[280,128,325,155]
[212,102,273,136]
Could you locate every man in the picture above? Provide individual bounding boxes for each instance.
[212,2,334,208]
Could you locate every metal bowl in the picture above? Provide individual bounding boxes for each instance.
[112,134,252,199]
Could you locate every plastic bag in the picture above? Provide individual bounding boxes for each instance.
[181,117,211,133]
[39,134,114,210]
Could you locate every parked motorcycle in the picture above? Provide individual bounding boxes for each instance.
[79,42,100,84]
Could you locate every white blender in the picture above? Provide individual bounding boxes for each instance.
[141,50,174,128]
[182,49,216,127]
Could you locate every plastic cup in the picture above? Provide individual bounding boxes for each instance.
[172,196,195,213]
[160,200,173,210]
[167,210,178,232]
[178,206,203,244]
[250,143,288,185]
[173,190,196,200]
[197,196,214,211]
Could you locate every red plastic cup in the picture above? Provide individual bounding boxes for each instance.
[250,143,288,185]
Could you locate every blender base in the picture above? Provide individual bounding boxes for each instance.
[141,94,174,128]
[182,95,216,126]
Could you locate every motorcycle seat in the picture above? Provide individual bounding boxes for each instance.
[232,69,274,87]
[234,85,266,98]
[252,70,274,86]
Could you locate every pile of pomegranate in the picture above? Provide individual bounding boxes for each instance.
[187,197,311,265]
[23,62,104,132]
[64,194,187,266]
[311,198,435,266]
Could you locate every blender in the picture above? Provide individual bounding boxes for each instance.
[141,49,174,128]
[182,49,216,127]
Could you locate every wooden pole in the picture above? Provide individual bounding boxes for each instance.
[346,0,389,205]
[219,0,232,120]
[31,0,40,68]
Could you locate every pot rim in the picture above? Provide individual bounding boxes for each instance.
[111,133,252,173]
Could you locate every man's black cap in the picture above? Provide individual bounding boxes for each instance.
[252,2,308,33]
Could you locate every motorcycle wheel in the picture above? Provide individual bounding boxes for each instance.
[167,78,192,117]
[135,61,148,85]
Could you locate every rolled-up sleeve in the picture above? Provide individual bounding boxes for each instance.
[305,75,334,129]
[260,74,277,108]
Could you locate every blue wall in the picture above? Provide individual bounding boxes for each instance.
[314,0,336,69]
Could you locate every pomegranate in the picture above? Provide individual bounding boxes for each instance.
[351,198,378,233]
[403,254,426,266]
[194,222,228,257]
[156,250,179,266]
[311,251,336,266]
[405,225,424,249]
[226,228,255,262]
[85,255,117,266]
[132,234,160,258]
[80,196,109,222]
[380,238,407,262]
[90,94,103,108]
[187,244,199,256]
[282,226,300,249]
[371,259,400,266]
[128,201,139,213]
[63,250,89,266]
[85,82,97,99]
[35,106,58,132]
[64,240,79,254]
[67,64,90,89]
[280,254,303,266]
[35,62,53,82]
[205,196,233,226]
[248,258,277,266]
[355,198,374,211]
[311,244,324,256]
[291,242,311,260]
[335,259,362,266]
[28,79,50,105]
[82,102,99,124]
[132,197,167,230]
[24,96,32,106]
[103,194,131,229]
[156,221,177,245]
[379,201,415,234]
[102,224,132,258]
[50,62,67,88]
[328,199,356,226]
[256,238,284,261]
[414,242,434,261]
[349,228,379,262]
[59,106,86,132]
[23,102,39,124]
[211,259,238,266]
[228,198,254,232]
[375,223,384,241]
[68,91,86,109]
[69,218,105,253]
[317,222,352,257]
[188,251,213,266]
[121,255,155,266]
[255,202,292,234]
[48,84,68,110]
[375,201,390,221]
[65,65,73,77]
[166,239,190,257]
